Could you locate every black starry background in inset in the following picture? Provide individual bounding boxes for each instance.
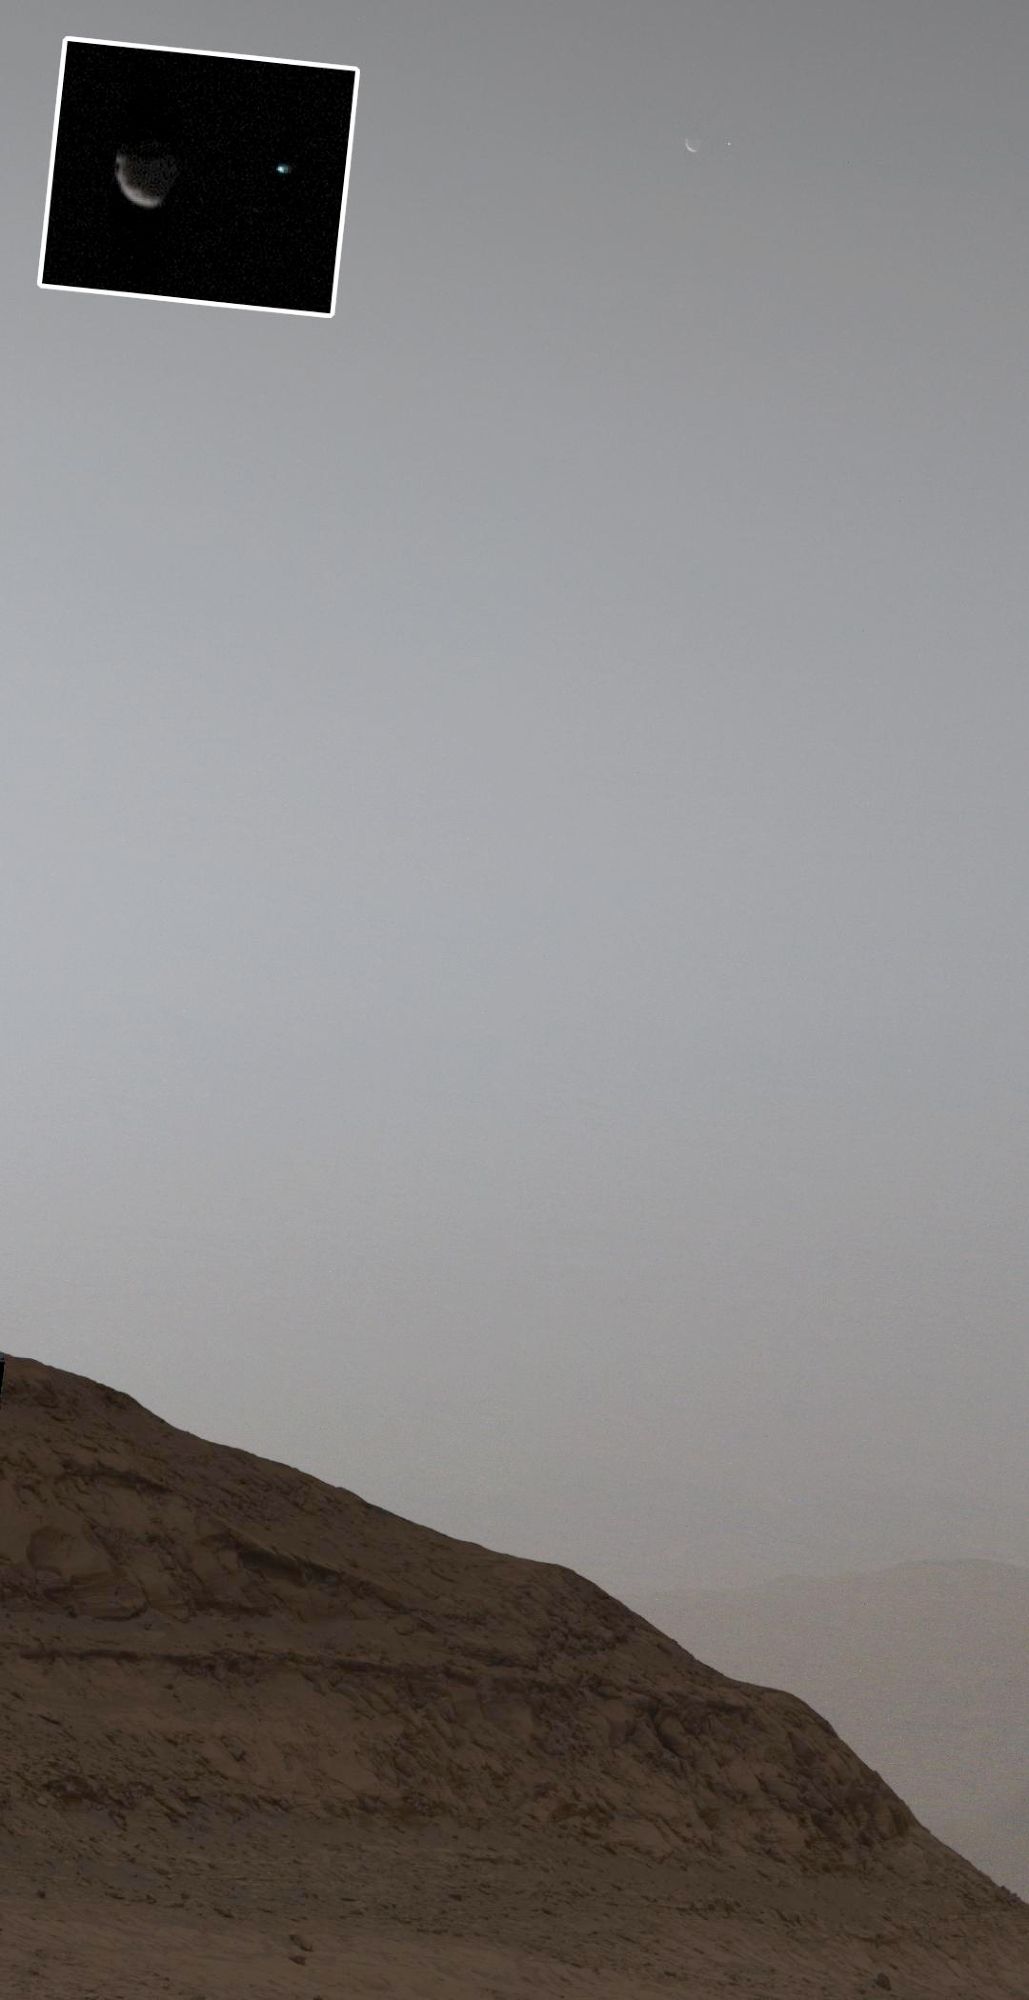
[41,40,357,315]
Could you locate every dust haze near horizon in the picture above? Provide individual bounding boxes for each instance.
[6,1,1029,1601]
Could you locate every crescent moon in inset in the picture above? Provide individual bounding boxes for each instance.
[115,150,179,210]
[684,139,700,155]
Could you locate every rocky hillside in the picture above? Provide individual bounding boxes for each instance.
[2,1354,1027,1999]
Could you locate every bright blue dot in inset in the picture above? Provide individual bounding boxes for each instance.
[276,162,292,175]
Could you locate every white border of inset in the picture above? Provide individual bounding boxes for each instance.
[37,36,361,319]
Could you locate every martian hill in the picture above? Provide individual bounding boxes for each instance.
[1,1356,1027,1998]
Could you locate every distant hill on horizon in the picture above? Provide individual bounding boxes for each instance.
[389,1459,1029,1607]
[631,1556,1029,1903]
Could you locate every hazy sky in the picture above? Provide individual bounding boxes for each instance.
[6,1,1029,1597]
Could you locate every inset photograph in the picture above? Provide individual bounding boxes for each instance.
[38,38,359,317]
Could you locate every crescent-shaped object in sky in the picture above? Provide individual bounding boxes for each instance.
[115,149,179,210]
[684,138,700,155]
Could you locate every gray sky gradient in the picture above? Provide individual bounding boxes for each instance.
[6,1,1029,1597]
